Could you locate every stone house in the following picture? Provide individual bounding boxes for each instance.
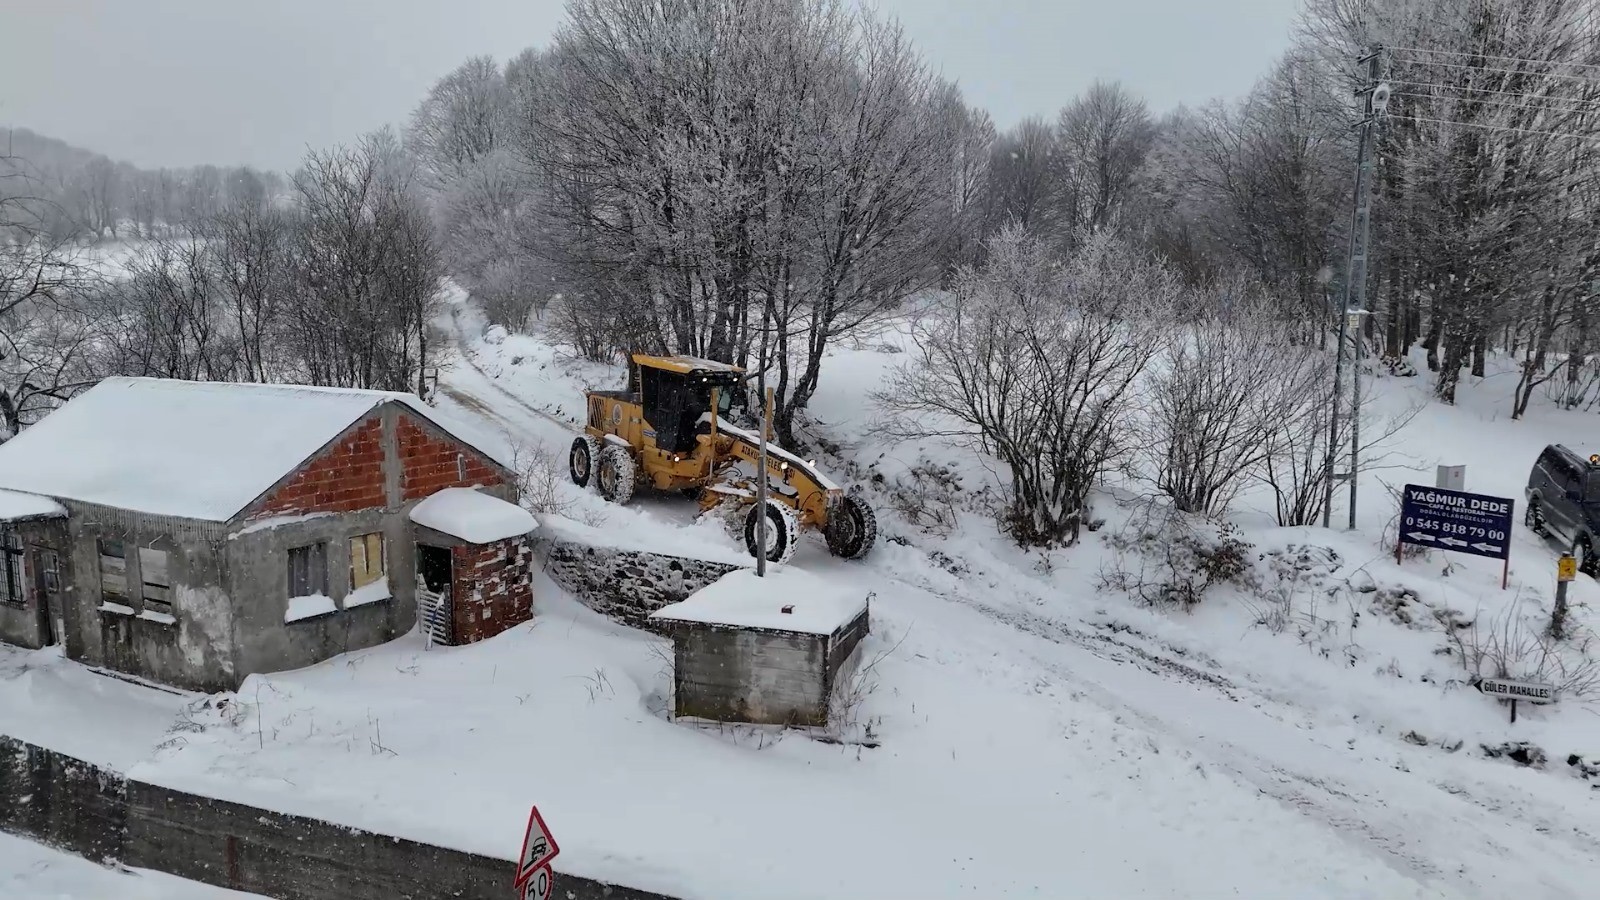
[0,377,537,692]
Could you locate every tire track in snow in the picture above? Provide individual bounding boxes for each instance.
[887,561,1600,898]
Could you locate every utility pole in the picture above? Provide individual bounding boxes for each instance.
[1325,46,1389,529]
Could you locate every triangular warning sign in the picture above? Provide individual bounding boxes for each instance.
[515,806,560,888]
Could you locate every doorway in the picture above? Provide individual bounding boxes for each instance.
[31,548,61,646]
[415,544,453,646]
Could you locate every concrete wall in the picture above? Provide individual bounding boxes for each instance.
[64,503,237,693]
[0,517,68,649]
[225,508,413,683]
[537,536,742,626]
[668,607,870,728]
[671,626,830,726]
[0,734,676,900]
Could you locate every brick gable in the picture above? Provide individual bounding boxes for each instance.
[248,416,386,519]
[397,413,504,501]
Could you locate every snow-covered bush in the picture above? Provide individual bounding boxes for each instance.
[513,440,575,517]
[883,227,1172,547]
[1099,502,1255,610]
[1144,284,1327,516]
[1447,603,1600,702]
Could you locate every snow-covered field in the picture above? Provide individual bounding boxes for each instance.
[6,291,1600,897]
[0,831,262,899]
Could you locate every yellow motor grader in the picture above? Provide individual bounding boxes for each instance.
[569,353,876,563]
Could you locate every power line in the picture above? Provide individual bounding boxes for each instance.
[1392,111,1597,142]
[1391,89,1600,118]
[1390,55,1599,85]
[1392,79,1600,109]
[1388,45,1600,76]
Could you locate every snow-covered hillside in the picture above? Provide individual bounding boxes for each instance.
[5,291,1600,898]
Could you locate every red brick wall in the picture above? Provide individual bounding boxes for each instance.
[449,536,534,644]
[398,413,504,502]
[250,417,386,518]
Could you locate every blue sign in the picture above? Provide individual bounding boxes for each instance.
[1399,484,1514,561]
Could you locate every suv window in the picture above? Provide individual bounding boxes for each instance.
[1543,451,1577,493]
[1585,473,1600,504]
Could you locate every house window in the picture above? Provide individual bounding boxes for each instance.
[349,532,385,590]
[287,543,328,598]
[99,538,127,602]
[139,547,172,615]
[1,531,23,606]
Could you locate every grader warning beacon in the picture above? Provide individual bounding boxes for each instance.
[569,353,876,563]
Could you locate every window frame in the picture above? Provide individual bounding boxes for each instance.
[0,530,24,607]
[287,542,329,599]
[138,546,173,615]
[348,532,386,591]
[98,537,128,603]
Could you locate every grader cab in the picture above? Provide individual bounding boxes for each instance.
[569,354,876,563]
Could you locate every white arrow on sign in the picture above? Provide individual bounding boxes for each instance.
[1439,537,1467,548]
[515,806,560,889]
[1406,531,1436,542]
[1471,542,1502,553]
[520,866,554,900]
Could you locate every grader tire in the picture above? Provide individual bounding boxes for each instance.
[569,436,601,489]
[825,494,878,560]
[596,445,637,505]
[744,499,799,565]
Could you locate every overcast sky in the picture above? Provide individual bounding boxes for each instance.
[0,0,1300,172]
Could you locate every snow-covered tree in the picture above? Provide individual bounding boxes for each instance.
[884,227,1173,546]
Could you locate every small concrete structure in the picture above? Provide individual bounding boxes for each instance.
[0,377,537,691]
[651,568,869,727]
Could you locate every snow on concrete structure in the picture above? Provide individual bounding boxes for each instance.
[651,567,869,726]
[409,487,536,544]
[0,377,537,691]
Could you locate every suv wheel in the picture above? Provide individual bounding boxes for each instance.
[1579,537,1599,577]
[1526,500,1548,537]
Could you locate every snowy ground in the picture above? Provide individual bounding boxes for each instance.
[0,831,262,899]
[5,292,1600,897]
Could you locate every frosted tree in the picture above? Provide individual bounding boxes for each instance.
[884,227,1173,546]
[289,128,442,394]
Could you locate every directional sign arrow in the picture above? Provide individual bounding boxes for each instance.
[1471,542,1502,553]
[1439,537,1468,548]
[1406,531,1435,542]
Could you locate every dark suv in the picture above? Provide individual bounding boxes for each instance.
[1525,444,1600,574]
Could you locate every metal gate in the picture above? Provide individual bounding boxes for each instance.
[417,579,451,647]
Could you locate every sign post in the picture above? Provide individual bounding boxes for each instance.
[1397,484,1514,589]
[514,806,560,895]
[1554,554,1577,639]
[1476,676,1556,724]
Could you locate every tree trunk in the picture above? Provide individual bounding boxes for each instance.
[1423,313,1442,372]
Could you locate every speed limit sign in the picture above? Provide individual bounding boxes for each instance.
[519,866,553,900]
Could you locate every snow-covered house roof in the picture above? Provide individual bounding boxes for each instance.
[409,487,536,544]
[0,377,490,522]
[651,567,867,636]
[0,489,66,523]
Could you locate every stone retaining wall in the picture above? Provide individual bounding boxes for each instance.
[536,535,743,627]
